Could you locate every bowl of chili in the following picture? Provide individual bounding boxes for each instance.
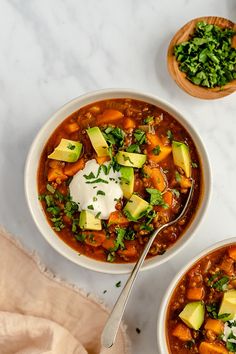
[157,237,236,353]
[25,89,211,273]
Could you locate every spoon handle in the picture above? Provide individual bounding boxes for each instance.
[101,225,164,348]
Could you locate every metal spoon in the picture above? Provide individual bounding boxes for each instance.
[101,179,194,348]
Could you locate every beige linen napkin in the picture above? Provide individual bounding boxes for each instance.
[0,227,130,354]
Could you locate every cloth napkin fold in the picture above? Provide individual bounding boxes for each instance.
[0,227,130,354]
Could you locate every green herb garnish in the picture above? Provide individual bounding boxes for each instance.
[86,178,109,184]
[146,188,168,208]
[174,21,236,88]
[152,145,161,155]
[67,143,76,150]
[134,129,147,145]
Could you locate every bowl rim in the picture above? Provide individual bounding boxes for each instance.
[24,88,212,274]
[156,236,236,353]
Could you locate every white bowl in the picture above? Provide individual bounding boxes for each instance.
[25,89,211,274]
[157,237,236,353]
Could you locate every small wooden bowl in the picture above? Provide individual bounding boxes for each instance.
[167,17,236,99]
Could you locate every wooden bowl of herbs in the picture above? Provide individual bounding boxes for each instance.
[167,16,236,99]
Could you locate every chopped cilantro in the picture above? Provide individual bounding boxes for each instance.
[172,189,180,198]
[134,129,147,144]
[152,145,161,155]
[87,204,94,210]
[146,188,168,208]
[175,171,182,183]
[191,162,198,168]
[83,172,96,180]
[126,144,141,153]
[107,252,116,262]
[144,116,154,124]
[167,130,173,141]
[67,143,76,150]
[174,21,236,88]
[115,281,121,288]
[122,154,134,165]
[97,190,105,196]
[86,178,109,184]
[46,183,55,194]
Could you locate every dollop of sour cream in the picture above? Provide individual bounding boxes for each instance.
[69,159,123,220]
[223,316,236,347]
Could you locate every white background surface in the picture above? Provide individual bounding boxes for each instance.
[0,1,235,353]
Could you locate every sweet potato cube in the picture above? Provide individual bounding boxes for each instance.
[228,245,236,260]
[64,158,85,176]
[187,287,205,301]
[97,109,123,125]
[123,118,136,129]
[199,341,228,354]
[172,323,192,342]
[204,319,224,335]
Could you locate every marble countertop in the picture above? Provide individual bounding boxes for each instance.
[0,0,236,353]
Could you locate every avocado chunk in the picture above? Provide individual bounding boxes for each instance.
[219,290,236,321]
[179,301,205,330]
[172,141,191,178]
[87,127,109,157]
[79,210,102,230]
[48,139,82,162]
[123,194,150,220]
[116,151,146,168]
[120,167,134,199]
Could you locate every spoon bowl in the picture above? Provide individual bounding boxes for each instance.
[101,180,195,348]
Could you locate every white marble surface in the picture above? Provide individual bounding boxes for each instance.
[0,0,235,353]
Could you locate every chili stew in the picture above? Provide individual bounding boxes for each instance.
[38,98,202,263]
[167,244,236,353]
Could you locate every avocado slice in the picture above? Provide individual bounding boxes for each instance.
[79,210,102,230]
[172,141,191,178]
[48,139,82,162]
[116,151,146,168]
[123,194,150,220]
[219,290,236,321]
[87,127,109,157]
[120,167,134,199]
[179,301,205,330]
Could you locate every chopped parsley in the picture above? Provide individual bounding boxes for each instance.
[134,129,147,145]
[143,116,154,124]
[46,183,55,194]
[87,204,94,210]
[146,188,168,208]
[152,145,161,155]
[167,130,173,141]
[86,178,109,184]
[175,171,182,183]
[83,171,96,180]
[97,190,105,196]
[172,189,180,198]
[122,154,134,165]
[67,143,76,150]
[191,162,198,168]
[126,144,141,153]
[95,212,101,219]
[103,126,125,147]
[115,281,121,288]
[174,21,236,88]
